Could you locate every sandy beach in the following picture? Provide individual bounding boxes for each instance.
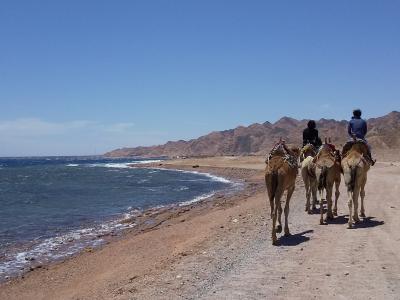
[1,156,400,299]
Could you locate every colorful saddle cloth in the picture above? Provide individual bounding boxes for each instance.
[266,142,298,169]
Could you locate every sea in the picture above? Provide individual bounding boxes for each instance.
[0,156,236,280]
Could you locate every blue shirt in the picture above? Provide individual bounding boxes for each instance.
[348,117,367,139]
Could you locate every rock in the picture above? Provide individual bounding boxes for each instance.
[25,257,35,261]
[232,219,238,223]
[129,275,138,281]
[176,274,182,279]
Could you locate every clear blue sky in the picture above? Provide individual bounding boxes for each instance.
[1,1,399,156]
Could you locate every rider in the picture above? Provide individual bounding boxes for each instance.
[347,109,375,165]
[303,120,322,148]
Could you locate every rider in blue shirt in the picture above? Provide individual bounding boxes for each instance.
[348,109,375,165]
[348,109,367,139]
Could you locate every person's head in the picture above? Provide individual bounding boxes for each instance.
[353,109,362,118]
[307,120,316,129]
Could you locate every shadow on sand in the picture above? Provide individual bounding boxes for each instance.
[328,215,348,225]
[278,229,313,246]
[351,216,385,229]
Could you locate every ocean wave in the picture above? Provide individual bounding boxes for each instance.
[178,192,216,206]
[149,167,234,184]
[66,164,79,167]
[174,186,189,191]
[0,214,136,279]
[88,160,162,169]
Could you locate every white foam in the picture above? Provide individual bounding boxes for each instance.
[150,167,234,184]
[88,160,162,169]
[66,164,79,167]
[0,212,137,278]
[179,192,215,206]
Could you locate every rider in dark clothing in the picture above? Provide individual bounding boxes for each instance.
[303,120,322,147]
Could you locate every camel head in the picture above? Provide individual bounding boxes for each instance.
[290,146,301,159]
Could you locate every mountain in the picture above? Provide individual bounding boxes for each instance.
[104,111,400,158]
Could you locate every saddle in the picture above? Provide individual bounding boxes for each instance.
[266,141,298,169]
[312,143,341,167]
[342,139,368,157]
[342,139,374,165]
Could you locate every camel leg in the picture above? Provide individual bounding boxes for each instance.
[353,187,361,223]
[266,175,274,219]
[325,185,334,221]
[360,182,366,218]
[319,189,325,225]
[304,179,311,213]
[284,186,295,236]
[269,198,274,219]
[272,189,284,245]
[276,198,283,234]
[333,179,340,216]
[347,191,353,229]
[320,189,325,205]
[311,181,318,211]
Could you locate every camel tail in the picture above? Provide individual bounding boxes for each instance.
[270,170,279,200]
[348,166,357,192]
[318,166,328,190]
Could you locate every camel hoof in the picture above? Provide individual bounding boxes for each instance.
[272,240,280,246]
[320,220,324,225]
[333,210,338,216]
[347,224,353,229]
[360,212,366,218]
[276,225,282,233]
[307,210,312,215]
[284,232,291,237]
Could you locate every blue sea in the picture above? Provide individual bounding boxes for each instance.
[0,156,234,279]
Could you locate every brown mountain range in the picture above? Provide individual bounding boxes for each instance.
[104,111,400,159]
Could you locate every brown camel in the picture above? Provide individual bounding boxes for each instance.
[300,144,318,213]
[265,140,300,245]
[341,139,371,228]
[313,140,341,224]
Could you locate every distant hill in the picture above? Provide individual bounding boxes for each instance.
[104,111,400,158]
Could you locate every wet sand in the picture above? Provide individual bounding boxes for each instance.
[1,156,400,299]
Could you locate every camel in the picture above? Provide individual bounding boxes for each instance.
[300,144,318,213]
[341,139,371,228]
[313,139,341,224]
[265,140,300,245]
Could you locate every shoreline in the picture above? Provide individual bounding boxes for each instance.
[0,160,262,287]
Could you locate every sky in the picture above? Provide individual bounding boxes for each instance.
[0,0,399,156]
